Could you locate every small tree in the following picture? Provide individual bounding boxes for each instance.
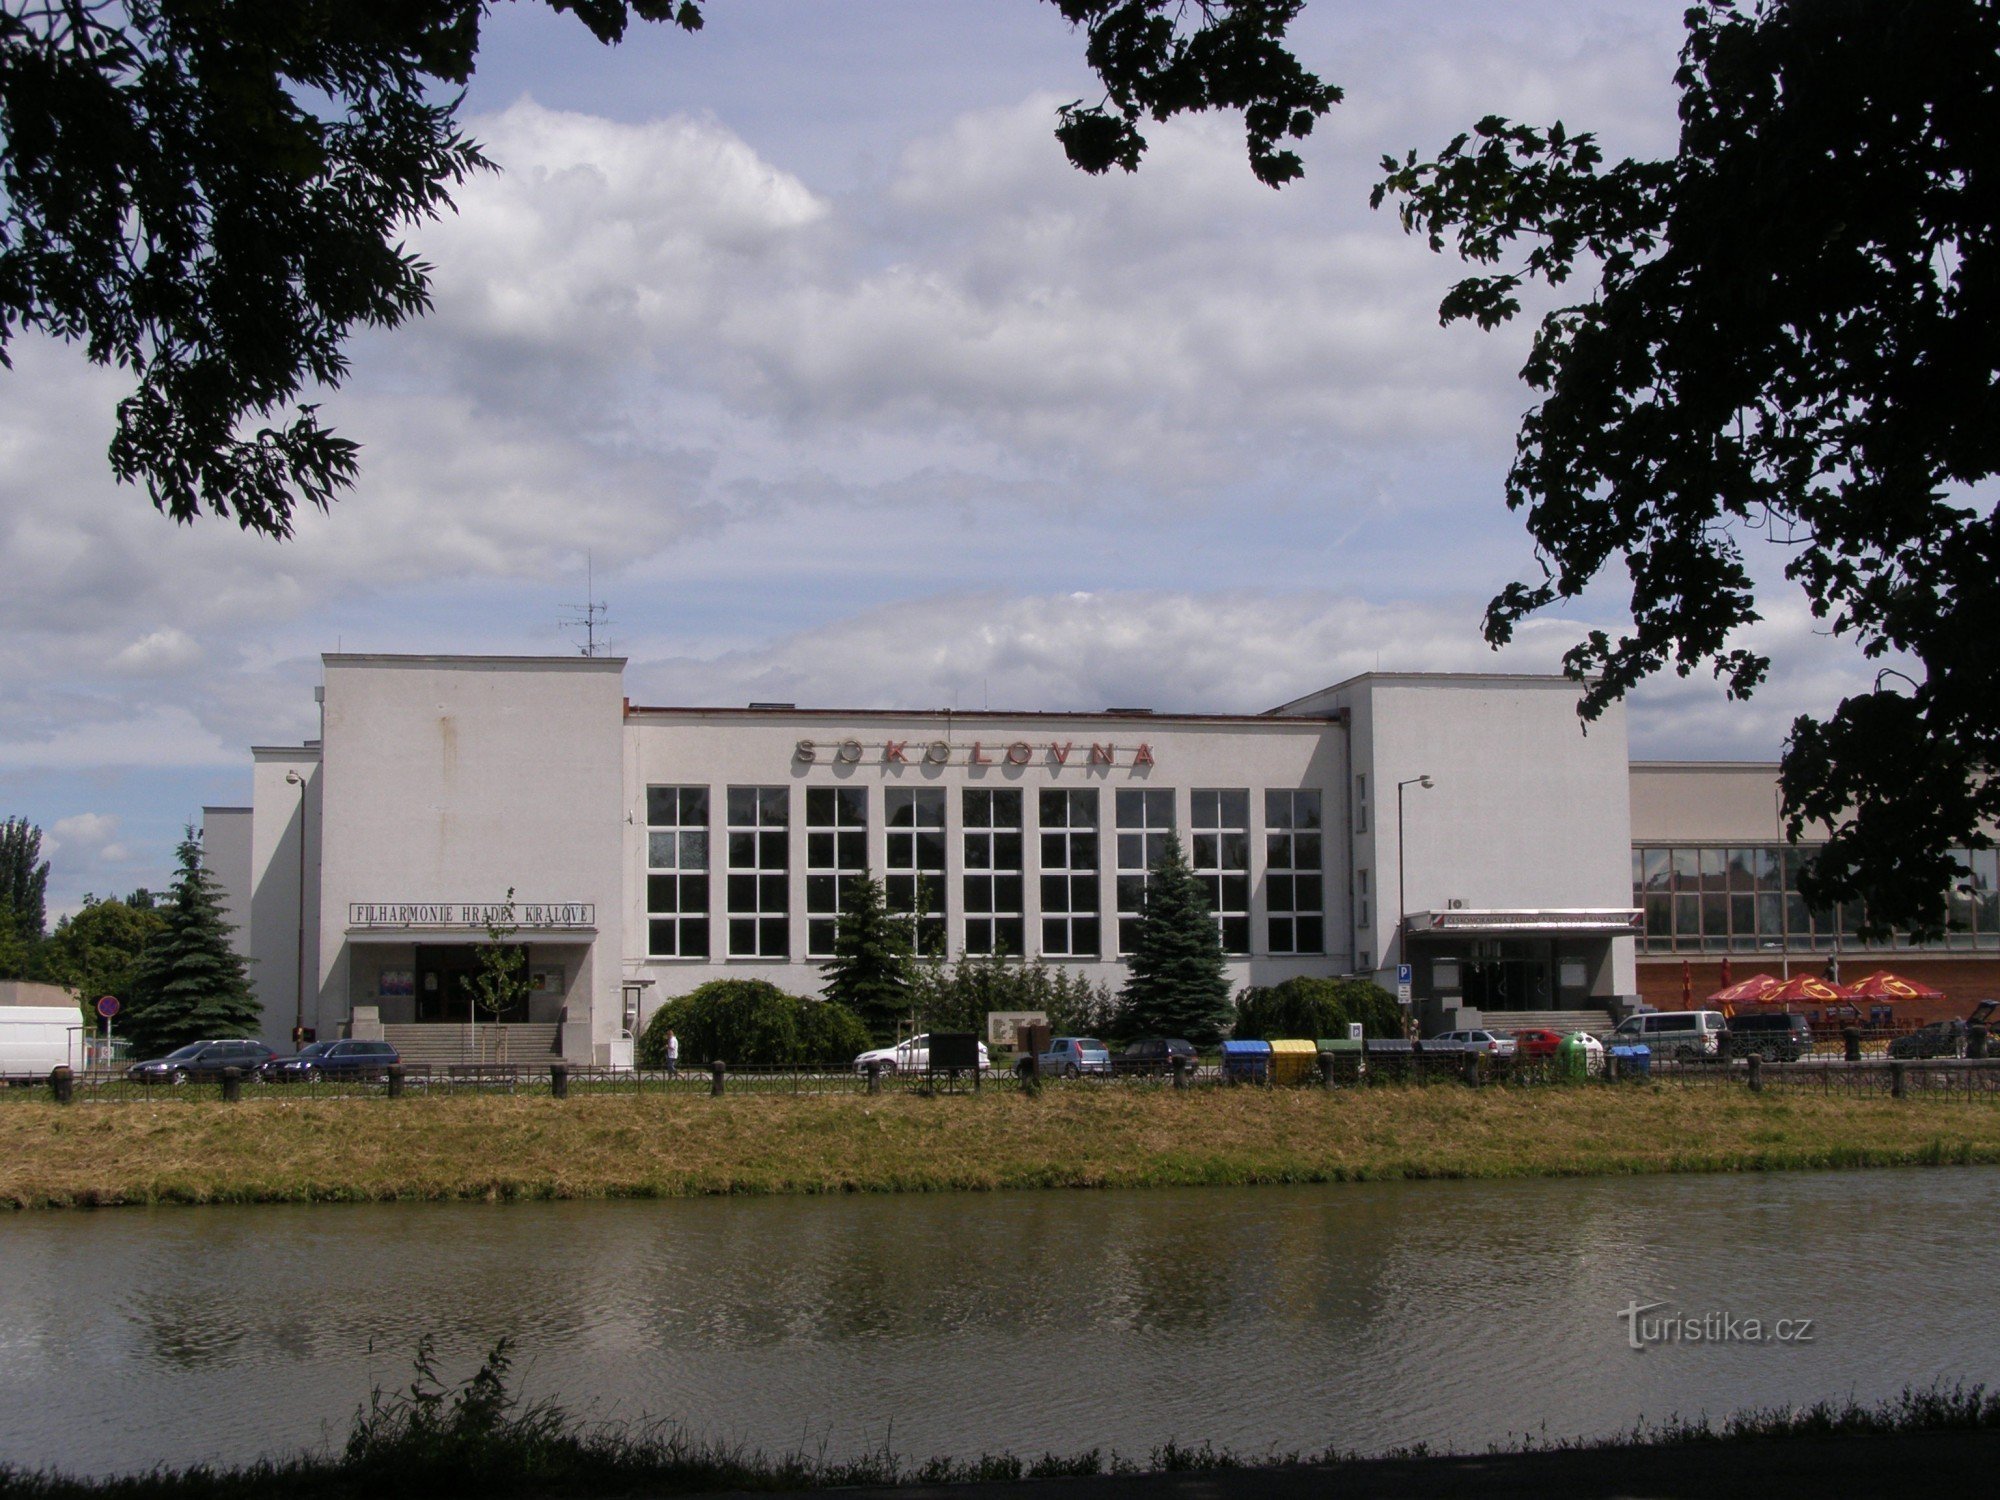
[470,889,531,1025]
[1235,975,1403,1041]
[1120,834,1232,1045]
[0,816,50,978]
[820,875,915,1043]
[122,827,260,1055]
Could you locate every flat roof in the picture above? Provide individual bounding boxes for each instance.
[323,653,625,670]
[624,704,1342,727]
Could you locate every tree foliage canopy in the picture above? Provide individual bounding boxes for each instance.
[1376,0,2000,935]
[121,826,259,1054]
[0,816,50,972]
[818,874,914,1043]
[1,0,1332,537]
[1234,974,1401,1041]
[637,978,869,1068]
[41,893,169,1023]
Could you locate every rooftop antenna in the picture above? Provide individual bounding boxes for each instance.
[563,553,611,657]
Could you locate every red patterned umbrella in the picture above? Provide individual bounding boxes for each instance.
[1752,974,1854,1007]
[1844,970,1945,1004]
[1707,973,1782,1006]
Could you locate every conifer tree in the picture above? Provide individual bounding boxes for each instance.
[820,875,914,1044]
[1121,834,1232,1045]
[122,827,260,1055]
[0,816,50,977]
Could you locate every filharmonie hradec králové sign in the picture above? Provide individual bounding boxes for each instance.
[348,903,596,929]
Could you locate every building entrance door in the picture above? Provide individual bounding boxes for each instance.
[414,944,530,1023]
[1459,939,1556,1012]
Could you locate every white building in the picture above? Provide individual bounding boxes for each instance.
[202,655,1650,1063]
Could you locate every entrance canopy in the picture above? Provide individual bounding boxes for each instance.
[1407,908,1643,937]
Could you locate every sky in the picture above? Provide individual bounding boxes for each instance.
[0,1,1887,917]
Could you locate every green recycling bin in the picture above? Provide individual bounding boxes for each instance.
[1555,1031,1605,1081]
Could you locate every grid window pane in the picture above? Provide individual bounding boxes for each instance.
[1265,789,1323,954]
[1039,788,1100,957]
[806,785,869,957]
[646,785,710,958]
[1191,787,1250,955]
[726,785,789,957]
[886,788,947,953]
[963,788,1024,955]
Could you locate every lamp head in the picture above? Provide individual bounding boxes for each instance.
[285,770,303,786]
[1419,775,1434,790]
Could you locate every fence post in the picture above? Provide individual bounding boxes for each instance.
[386,1063,404,1099]
[1969,1024,1989,1061]
[1890,1060,1907,1099]
[866,1060,882,1096]
[550,1063,569,1100]
[1747,1054,1763,1093]
[710,1059,726,1097]
[1461,1052,1481,1088]
[50,1065,73,1105]
[1318,1052,1336,1091]
[1171,1054,1188,1091]
[220,1066,243,1103]
[1844,1027,1862,1063]
[1605,1052,1620,1084]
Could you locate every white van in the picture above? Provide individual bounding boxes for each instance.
[1612,1009,1726,1059]
[0,1005,84,1079]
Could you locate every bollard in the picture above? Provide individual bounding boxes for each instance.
[1171,1054,1188,1091]
[550,1063,569,1099]
[1747,1054,1763,1093]
[866,1060,882,1095]
[1843,1027,1862,1064]
[710,1059,726,1097]
[1605,1052,1621,1084]
[50,1065,73,1105]
[221,1066,243,1103]
[1969,1025,1989,1061]
[1023,1053,1042,1096]
[387,1063,405,1099]
[1462,1051,1481,1088]
[1318,1052,1336,1091]
[1890,1060,1907,1099]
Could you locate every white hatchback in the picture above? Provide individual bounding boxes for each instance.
[853,1033,992,1074]
[1431,1029,1518,1057]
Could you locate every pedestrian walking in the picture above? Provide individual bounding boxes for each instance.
[665,1027,679,1078]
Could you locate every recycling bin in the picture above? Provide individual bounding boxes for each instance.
[1220,1039,1272,1083]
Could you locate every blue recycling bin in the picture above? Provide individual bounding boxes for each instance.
[1610,1043,1651,1079]
[1220,1039,1272,1083]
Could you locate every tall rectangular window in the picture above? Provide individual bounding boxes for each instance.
[1354,774,1369,833]
[886,787,947,953]
[1266,789,1324,954]
[806,786,868,958]
[1116,787,1175,953]
[1191,788,1251,954]
[646,786,709,958]
[726,786,789,958]
[1040,788,1100,957]
[963,788,1024,955]
[1356,867,1370,930]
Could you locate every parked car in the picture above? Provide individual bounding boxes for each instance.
[1430,1029,1517,1057]
[853,1034,992,1074]
[1508,1027,1565,1061]
[1114,1037,1197,1075]
[1888,1019,1968,1060]
[262,1039,400,1081]
[1031,1036,1113,1077]
[1721,1013,1811,1062]
[126,1039,277,1084]
[1610,1009,1726,1060]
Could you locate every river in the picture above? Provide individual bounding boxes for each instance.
[3,1167,1997,1476]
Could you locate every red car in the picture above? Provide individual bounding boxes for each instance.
[1510,1028,1565,1060]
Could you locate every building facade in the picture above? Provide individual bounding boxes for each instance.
[204,656,1662,1061]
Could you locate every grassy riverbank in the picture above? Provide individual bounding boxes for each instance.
[2,1345,1997,1498]
[5,1084,2000,1209]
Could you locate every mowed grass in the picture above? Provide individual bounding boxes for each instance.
[5,1085,2000,1209]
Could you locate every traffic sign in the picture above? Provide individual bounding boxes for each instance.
[1395,964,1412,1007]
[95,995,120,1019]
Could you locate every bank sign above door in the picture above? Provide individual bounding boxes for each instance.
[348,902,596,929]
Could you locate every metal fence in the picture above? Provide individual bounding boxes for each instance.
[9,1052,2000,1105]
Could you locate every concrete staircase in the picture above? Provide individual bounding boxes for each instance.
[383,1023,563,1068]
[1484,1009,1619,1038]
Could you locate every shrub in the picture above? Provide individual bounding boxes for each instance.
[909,950,1121,1044]
[637,980,870,1067]
[1234,975,1403,1041]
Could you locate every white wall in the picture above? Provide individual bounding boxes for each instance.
[317,657,627,1059]
[248,748,320,1050]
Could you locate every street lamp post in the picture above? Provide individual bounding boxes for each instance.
[285,770,308,1050]
[1395,774,1435,974]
